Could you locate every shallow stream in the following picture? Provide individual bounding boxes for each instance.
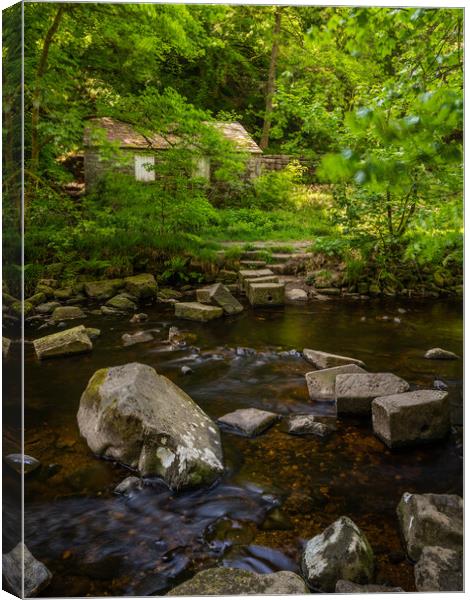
[4,297,463,595]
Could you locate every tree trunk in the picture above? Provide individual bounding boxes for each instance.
[259,8,282,151]
[30,6,66,169]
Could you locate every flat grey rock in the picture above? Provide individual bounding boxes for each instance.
[372,390,450,448]
[196,283,243,315]
[286,288,308,301]
[335,373,410,415]
[2,543,52,597]
[303,348,365,369]
[51,305,85,321]
[175,302,223,322]
[33,325,92,359]
[335,580,404,593]
[167,567,308,595]
[286,415,335,437]
[306,363,366,401]
[218,408,278,436]
[396,492,463,561]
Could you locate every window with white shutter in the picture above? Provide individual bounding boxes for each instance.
[134,155,155,182]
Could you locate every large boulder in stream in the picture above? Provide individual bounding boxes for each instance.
[167,567,308,595]
[414,545,463,591]
[301,516,375,592]
[2,543,52,597]
[33,325,92,359]
[396,492,463,561]
[77,362,224,488]
[196,283,243,315]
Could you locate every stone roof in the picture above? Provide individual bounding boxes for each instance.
[84,117,262,154]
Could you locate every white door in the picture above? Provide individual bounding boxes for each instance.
[134,155,156,182]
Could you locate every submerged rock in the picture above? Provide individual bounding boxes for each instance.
[335,373,410,415]
[414,546,463,591]
[305,364,366,401]
[196,283,243,315]
[424,347,459,360]
[335,580,404,593]
[167,567,308,595]
[114,476,143,496]
[396,492,463,561]
[33,325,92,359]
[286,415,335,437]
[121,331,154,346]
[175,302,223,322]
[218,408,278,437]
[77,362,224,488]
[2,543,52,597]
[372,390,450,448]
[5,453,41,475]
[301,516,375,592]
[51,306,85,321]
[303,349,365,369]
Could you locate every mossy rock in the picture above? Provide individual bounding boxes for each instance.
[35,285,55,298]
[11,301,34,317]
[25,292,47,307]
[54,287,74,300]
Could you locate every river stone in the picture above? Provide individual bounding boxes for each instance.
[51,305,85,321]
[25,292,47,306]
[243,275,278,293]
[84,279,124,300]
[53,287,74,300]
[3,337,11,359]
[301,516,375,592]
[77,362,223,488]
[335,373,410,415]
[303,349,366,369]
[35,284,55,298]
[2,543,52,597]
[175,302,223,322]
[372,390,450,448]
[33,325,93,359]
[121,331,154,346]
[85,327,101,340]
[167,567,308,595]
[37,277,58,289]
[35,301,61,315]
[12,300,34,317]
[396,492,463,561]
[335,580,404,593]
[306,364,366,401]
[414,546,463,591]
[286,415,335,437]
[5,453,41,475]
[286,288,308,301]
[218,408,278,437]
[424,347,459,360]
[106,294,137,312]
[196,283,243,315]
[247,282,285,306]
[124,273,158,301]
[129,313,148,323]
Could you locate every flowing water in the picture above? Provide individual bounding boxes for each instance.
[3,297,463,596]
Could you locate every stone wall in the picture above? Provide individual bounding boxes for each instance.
[84,148,134,189]
[259,154,315,176]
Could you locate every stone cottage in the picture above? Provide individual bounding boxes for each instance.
[83,117,263,189]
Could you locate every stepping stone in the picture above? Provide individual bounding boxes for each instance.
[239,260,267,268]
[247,282,285,307]
[2,543,52,597]
[335,372,410,415]
[414,546,463,591]
[33,325,93,359]
[396,492,463,561]
[303,349,365,369]
[306,364,366,401]
[175,302,223,322]
[372,390,450,448]
[217,408,278,436]
[335,580,404,593]
[238,268,274,285]
[286,415,335,437]
[243,275,278,293]
[424,347,459,360]
[301,516,374,592]
[196,283,243,315]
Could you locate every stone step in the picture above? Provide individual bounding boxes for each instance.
[239,260,267,269]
